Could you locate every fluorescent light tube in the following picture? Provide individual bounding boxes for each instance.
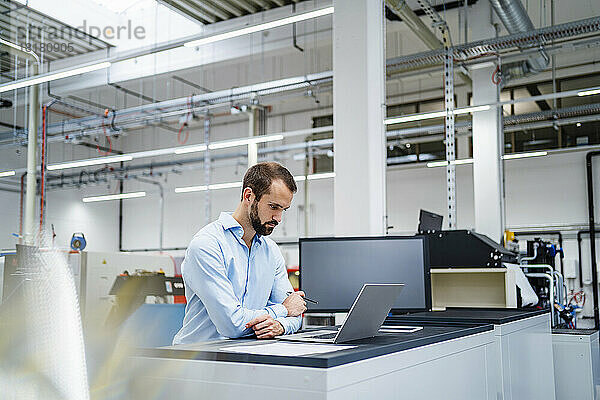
[426,159,473,168]
[577,88,600,97]
[175,185,208,193]
[208,134,284,150]
[0,62,111,93]
[454,105,491,115]
[83,191,146,203]
[37,133,284,171]
[386,111,446,124]
[0,170,16,177]
[306,172,336,180]
[385,105,491,125]
[427,152,547,167]
[502,151,548,160]
[427,161,449,168]
[175,172,336,193]
[452,158,474,165]
[175,181,241,193]
[47,154,133,171]
[174,144,208,155]
[295,172,336,181]
[184,7,334,48]
[209,182,243,190]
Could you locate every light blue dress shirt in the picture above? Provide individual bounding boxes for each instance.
[173,212,302,344]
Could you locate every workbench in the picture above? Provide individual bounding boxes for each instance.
[552,328,600,399]
[128,324,496,399]
[389,308,555,400]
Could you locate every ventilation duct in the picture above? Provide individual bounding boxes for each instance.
[489,0,549,82]
[387,0,472,86]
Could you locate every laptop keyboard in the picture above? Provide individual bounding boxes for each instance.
[310,332,337,340]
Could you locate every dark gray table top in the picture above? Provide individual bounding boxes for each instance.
[135,323,493,368]
[389,307,549,325]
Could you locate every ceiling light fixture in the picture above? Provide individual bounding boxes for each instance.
[39,129,312,172]
[208,134,284,150]
[173,144,208,155]
[174,185,208,193]
[426,159,473,168]
[295,172,337,181]
[577,88,600,97]
[175,172,336,193]
[426,161,449,168]
[47,154,133,171]
[184,7,334,48]
[427,152,547,167]
[452,158,474,165]
[0,62,111,93]
[385,105,491,125]
[502,151,548,160]
[0,170,16,178]
[82,191,146,203]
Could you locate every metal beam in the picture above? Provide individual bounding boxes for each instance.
[387,16,600,73]
[207,0,243,17]
[228,0,258,13]
[193,0,231,21]
[525,84,552,111]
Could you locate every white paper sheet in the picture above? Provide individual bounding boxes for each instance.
[220,342,356,356]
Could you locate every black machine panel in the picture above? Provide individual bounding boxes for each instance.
[422,230,517,268]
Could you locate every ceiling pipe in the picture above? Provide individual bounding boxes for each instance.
[387,0,472,86]
[489,0,550,83]
[0,38,40,245]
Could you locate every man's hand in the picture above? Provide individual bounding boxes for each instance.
[283,291,307,317]
[246,315,284,339]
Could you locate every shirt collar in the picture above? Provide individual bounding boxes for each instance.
[219,212,241,230]
[218,212,264,245]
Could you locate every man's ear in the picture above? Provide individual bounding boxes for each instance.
[242,187,254,203]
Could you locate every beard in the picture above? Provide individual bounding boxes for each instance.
[249,200,278,236]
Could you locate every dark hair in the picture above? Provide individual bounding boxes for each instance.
[242,162,297,201]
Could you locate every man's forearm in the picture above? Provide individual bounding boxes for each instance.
[275,314,302,335]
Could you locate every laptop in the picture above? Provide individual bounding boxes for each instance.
[280,283,422,344]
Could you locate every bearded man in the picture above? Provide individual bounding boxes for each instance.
[173,162,306,344]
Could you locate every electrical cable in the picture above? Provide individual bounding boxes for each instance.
[492,64,502,85]
[177,95,193,144]
[97,121,112,156]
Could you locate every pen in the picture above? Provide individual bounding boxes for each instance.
[287,291,318,304]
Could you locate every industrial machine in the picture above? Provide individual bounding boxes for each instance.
[2,250,175,329]
[106,270,184,329]
[519,237,573,328]
[423,230,518,268]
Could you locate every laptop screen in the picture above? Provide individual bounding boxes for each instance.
[299,236,431,313]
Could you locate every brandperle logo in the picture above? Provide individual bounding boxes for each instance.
[17,20,146,53]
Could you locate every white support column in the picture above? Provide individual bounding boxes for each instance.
[333,0,386,236]
[470,0,505,243]
[472,64,505,242]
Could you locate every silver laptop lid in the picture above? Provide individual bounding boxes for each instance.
[334,283,404,343]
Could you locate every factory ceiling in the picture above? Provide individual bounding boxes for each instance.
[157,0,308,25]
[0,0,112,80]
